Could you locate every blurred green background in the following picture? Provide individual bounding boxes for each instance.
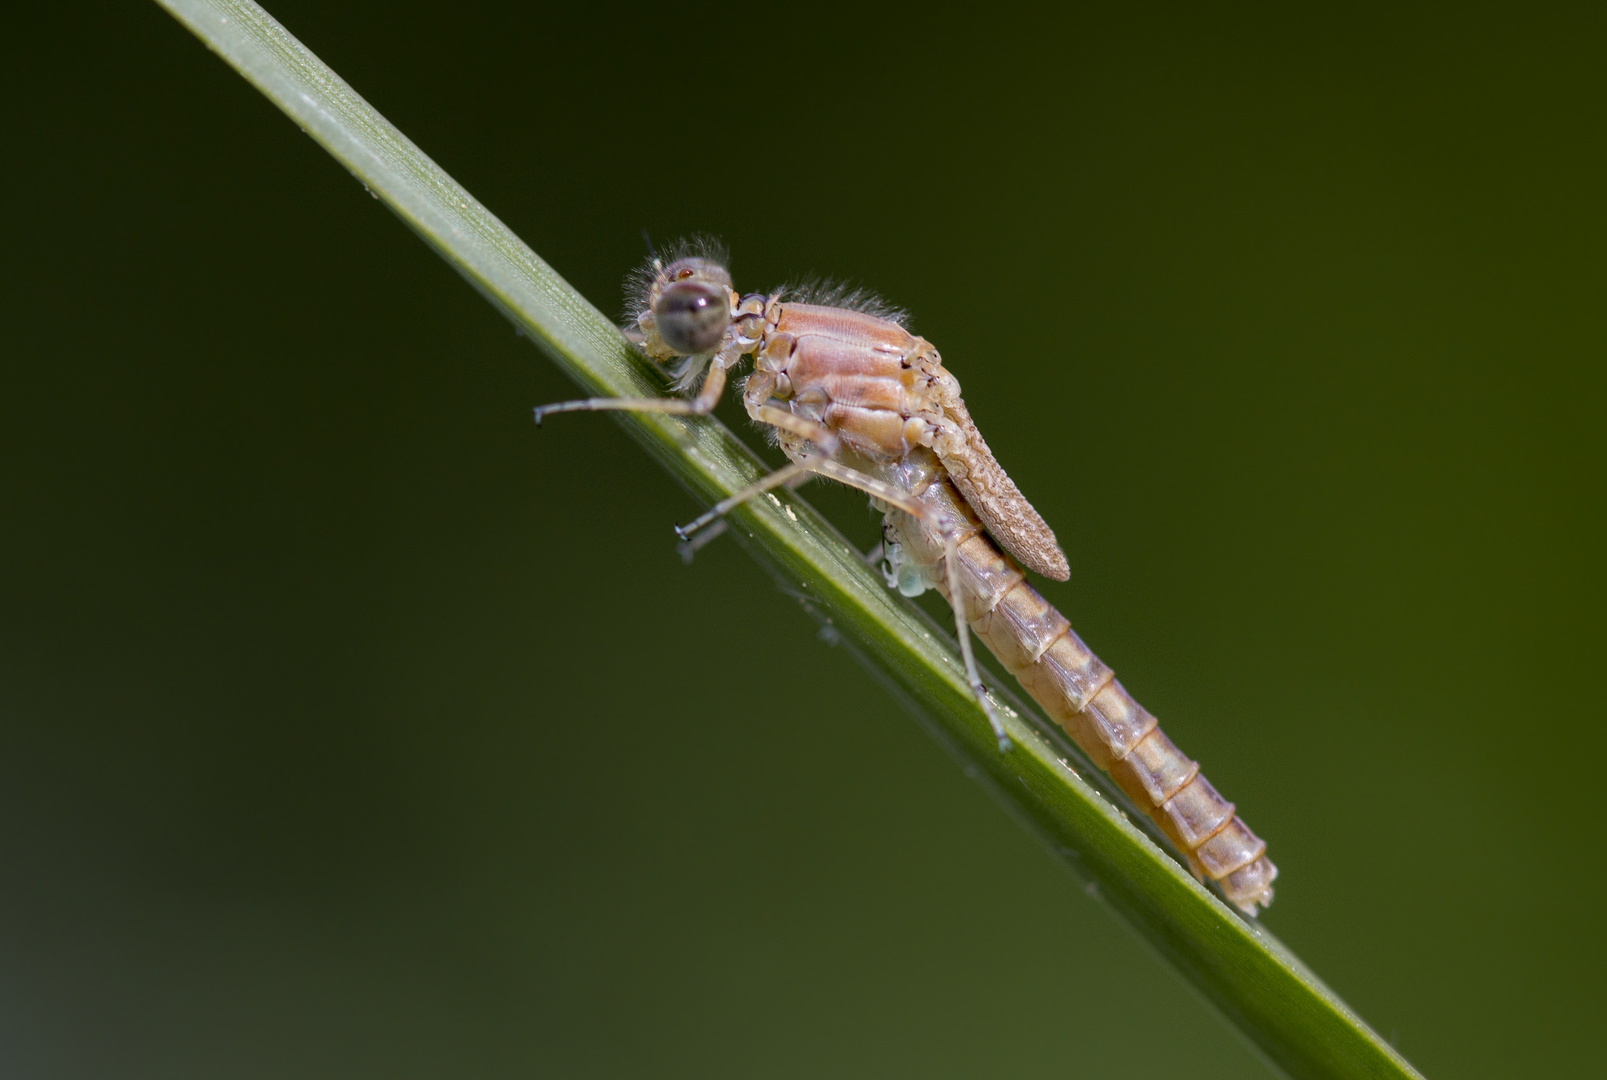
[3,2,1602,1076]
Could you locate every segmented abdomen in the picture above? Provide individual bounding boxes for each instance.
[883,473,1277,915]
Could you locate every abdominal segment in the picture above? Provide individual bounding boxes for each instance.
[882,473,1277,915]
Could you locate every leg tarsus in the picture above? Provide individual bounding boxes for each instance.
[533,357,732,426]
[939,524,1012,753]
[677,519,728,563]
[532,396,712,425]
[675,454,823,541]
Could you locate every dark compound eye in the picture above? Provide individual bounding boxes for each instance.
[654,280,729,354]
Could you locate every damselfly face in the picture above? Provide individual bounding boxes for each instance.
[638,256,733,361]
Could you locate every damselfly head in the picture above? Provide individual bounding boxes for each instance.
[639,256,732,359]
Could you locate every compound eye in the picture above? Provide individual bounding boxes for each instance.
[654,280,729,354]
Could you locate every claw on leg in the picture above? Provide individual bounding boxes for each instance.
[677,519,728,563]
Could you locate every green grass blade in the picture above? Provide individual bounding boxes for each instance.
[152,2,1423,1076]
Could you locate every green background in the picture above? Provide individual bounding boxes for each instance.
[4,2,1602,1076]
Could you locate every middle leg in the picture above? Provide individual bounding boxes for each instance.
[809,459,1010,752]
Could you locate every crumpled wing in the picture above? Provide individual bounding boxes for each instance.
[937,400,1070,581]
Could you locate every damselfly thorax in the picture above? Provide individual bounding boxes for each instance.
[533,242,1277,915]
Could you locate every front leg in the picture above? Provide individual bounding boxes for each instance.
[532,362,729,424]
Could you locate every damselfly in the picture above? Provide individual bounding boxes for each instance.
[533,240,1276,915]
